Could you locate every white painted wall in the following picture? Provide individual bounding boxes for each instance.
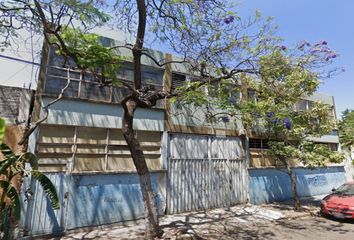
[42,97,165,131]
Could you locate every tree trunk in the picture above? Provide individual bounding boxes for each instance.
[120,1,163,238]
[289,169,301,211]
[122,98,163,239]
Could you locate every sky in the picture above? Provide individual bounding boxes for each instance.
[0,0,353,117]
[237,0,354,117]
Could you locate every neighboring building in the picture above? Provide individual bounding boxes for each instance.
[247,92,348,204]
[0,85,34,154]
[0,36,349,236]
[249,93,340,168]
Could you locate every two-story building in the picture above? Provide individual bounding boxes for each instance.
[0,36,350,237]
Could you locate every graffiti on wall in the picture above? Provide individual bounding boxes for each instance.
[307,175,327,187]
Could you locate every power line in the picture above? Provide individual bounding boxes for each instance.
[0,54,40,66]
[1,64,30,85]
[30,28,35,89]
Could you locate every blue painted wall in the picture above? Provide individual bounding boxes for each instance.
[66,172,166,230]
[22,172,166,236]
[295,167,347,197]
[249,166,347,204]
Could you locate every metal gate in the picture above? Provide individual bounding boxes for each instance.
[22,173,69,236]
[167,134,248,214]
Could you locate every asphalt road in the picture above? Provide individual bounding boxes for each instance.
[231,216,354,240]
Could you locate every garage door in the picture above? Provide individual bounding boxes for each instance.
[167,134,248,214]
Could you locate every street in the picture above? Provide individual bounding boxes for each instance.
[219,216,354,240]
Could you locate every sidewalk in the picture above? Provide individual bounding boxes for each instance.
[36,200,322,240]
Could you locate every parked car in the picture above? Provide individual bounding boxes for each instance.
[320,181,354,219]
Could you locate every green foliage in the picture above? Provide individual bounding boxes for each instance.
[0,181,21,222]
[268,141,301,163]
[0,119,4,145]
[59,0,111,25]
[259,51,319,103]
[0,145,60,210]
[52,28,124,83]
[339,109,354,151]
[22,152,39,170]
[0,206,13,240]
[254,89,343,168]
[236,46,342,168]
[177,42,343,169]
[0,0,110,50]
[0,118,59,238]
[0,146,21,174]
[256,102,334,140]
[31,171,60,209]
[174,82,209,106]
[269,141,345,168]
[209,79,242,111]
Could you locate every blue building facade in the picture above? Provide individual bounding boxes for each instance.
[248,166,347,204]
[0,36,348,237]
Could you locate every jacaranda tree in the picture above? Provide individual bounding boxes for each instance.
[198,42,345,210]
[0,0,344,236]
[339,109,354,163]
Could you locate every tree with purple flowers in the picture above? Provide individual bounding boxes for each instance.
[0,0,281,238]
[0,0,346,235]
[238,41,345,210]
[187,37,345,210]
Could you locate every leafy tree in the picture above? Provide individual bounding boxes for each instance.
[1,1,279,237]
[0,0,343,236]
[339,109,354,163]
[0,119,4,143]
[175,41,344,207]
[200,43,345,210]
[0,118,59,239]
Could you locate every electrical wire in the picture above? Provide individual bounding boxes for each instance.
[29,27,35,89]
[0,54,40,66]
[1,64,30,85]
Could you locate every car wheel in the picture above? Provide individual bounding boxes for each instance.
[319,209,328,218]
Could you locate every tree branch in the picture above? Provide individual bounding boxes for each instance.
[18,68,72,145]
[141,51,188,67]
[132,0,147,90]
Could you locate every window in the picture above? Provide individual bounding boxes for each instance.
[118,69,134,81]
[328,106,335,118]
[295,99,308,111]
[80,82,110,101]
[207,82,220,98]
[249,138,275,167]
[37,125,75,172]
[308,101,314,110]
[249,138,269,149]
[37,125,162,172]
[329,143,338,151]
[143,71,159,85]
[329,130,339,136]
[45,67,80,97]
[247,89,257,102]
[228,91,241,104]
[294,100,317,112]
[315,142,338,151]
[171,73,186,90]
